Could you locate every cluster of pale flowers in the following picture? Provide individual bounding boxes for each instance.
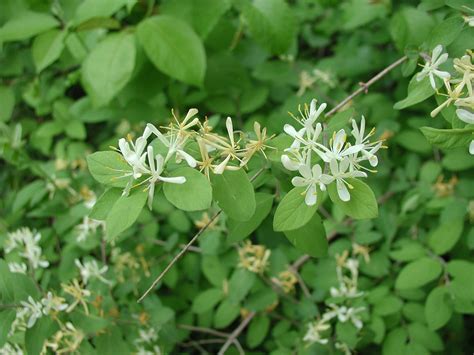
[134,327,162,355]
[303,252,365,349]
[10,292,68,335]
[4,227,49,273]
[417,45,474,154]
[75,258,111,285]
[116,109,271,209]
[238,240,271,274]
[281,99,383,206]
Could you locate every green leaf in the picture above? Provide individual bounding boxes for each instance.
[87,151,132,188]
[273,187,317,232]
[82,32,136,107]
[25,317,58,355]
[0,11,59,43]
[163,167,212,211]
[89,188,122,220]
[395,130,432,154]
[395,257,442,290]
[240,0,297,55]
[0,86,15,122]
[0,309,15,347]
[32,29,67,73]
[70,311,111,333]
[373,296,404,316]
[192,288,224,314]
[425,286,453,330]
[383,328,408,355]
[390,7,435,51]
[283,212,328,258]
[0,260,14,302]
[137,15,206,86]
[427,15,465,48]
[328,178,378,219]
[227,192,273,243]
[246,314,270,348]
[407,322,444,352]
[394,76,435,110]
[228,269,256,304]
[160,0,231,39]
[95,327,130,355]
[106,189,147,240]
[211,170,256,221]
[428,218,464,255]
[74,0,135,25]
[420,126,474,150]
[214,299,240,329]
[341,0,388,30]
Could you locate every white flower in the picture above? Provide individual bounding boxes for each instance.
[315,129,362,163]
[75,217,105,243]
[8,262,27,274]
[329,158,367,202]
[350,116,382,168]
[0,342,23,355]
[416,45,451,90]
[118,132,151,179]
[75,259,111,285]
[456,108,474,124]
[292,164,333,206]
[213,117,240,174]
[41,292,68,314]
[5,228,49,269]
[303,319,330,345]
[135,328,159,345]
[323,304,365,329]
[145,146,186,209]
[470,141,474,155]
[463,15,474,27]
[146,124,197,168]
[18,296,44,328]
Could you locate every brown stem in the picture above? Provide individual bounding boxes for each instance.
[325,56,408,117]
[137,210,221,303]
[217,312,256,355]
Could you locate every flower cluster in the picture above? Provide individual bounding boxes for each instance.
[134,327,161,355]
[4,227,49,271]
[303,250,366,348]
[271,269,298,293]
[75,258,111,285]
[418,46,474,154]
[281,99,383,205]
[238,241,271,274]
[44,322,84,354]
[115,109,271,209]
[75,216,105,243]
[11,293,68,332]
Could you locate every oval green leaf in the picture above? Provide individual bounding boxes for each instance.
[137,15,206,86]
[283,212,328,258]
[211,169,256,221]
[163,167,212,211]
[273,187,318,231]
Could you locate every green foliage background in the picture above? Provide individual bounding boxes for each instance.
[0,0,473,354]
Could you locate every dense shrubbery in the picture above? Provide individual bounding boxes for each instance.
[0,0,473,354]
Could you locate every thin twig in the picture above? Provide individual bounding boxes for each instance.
[217,312,256,355]
[138,167,266,303]
[153,239,202,253]
[325,56,407,117]
[178,324,231,338]
[137,210,221,303]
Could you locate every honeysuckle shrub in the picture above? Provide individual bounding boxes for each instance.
[0,0,473,354]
